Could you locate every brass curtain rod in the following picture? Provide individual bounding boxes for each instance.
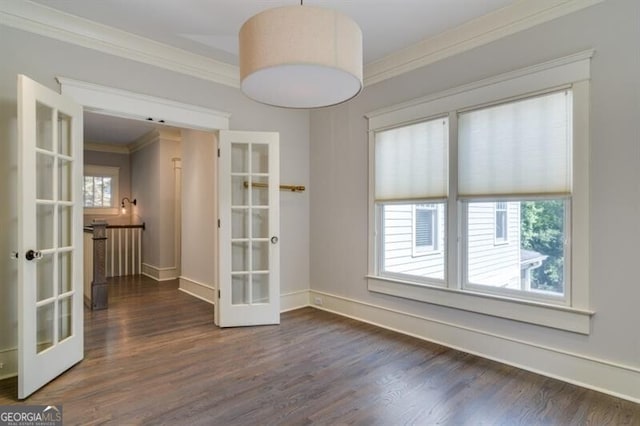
[243,181,306,193]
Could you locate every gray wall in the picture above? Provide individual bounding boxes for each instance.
[0,23,310,377]
[131,135,181,270]
[180,130,217,290]
[310,0,640,370]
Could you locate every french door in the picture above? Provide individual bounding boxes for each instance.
[17,75,84,399]
[217,130,280,327]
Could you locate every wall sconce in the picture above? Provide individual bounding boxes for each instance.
[121,197,137,214]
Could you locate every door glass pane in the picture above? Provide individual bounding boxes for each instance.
[232,208,249,239]
[36,153,54,200]
[58,159,72,201]
[37,204,55,250]
[58,206,72,248]
[252,144,268,173]
[252,242,269,271]
[58,112,72,156]
[231,143,248,173]
[252,274,269,303]
[36,102,53,151]
[252,208,269,238]
[36,254,54,302]
[232,275,250,305]
[252,176,269,206]
[58,251,72,294]
[232,242,249,272]
[232,176,248,206]
[36,302,55,353]
[58,296,72,342]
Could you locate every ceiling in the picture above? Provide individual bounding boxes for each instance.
[32,0,521,145]
[31,0,518,66]
[84,112,164,146]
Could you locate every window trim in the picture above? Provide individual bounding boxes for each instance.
[366,51,593,333]
[84,165,120,215]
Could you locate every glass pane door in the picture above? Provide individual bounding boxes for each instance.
[218,130,279,327]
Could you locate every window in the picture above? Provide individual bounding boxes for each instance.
[375,118,447,284]
[366,52,592,332]
[84,165,120,215]
[494,202,508,243]
[459,90,572,303]
[414,204,438,252]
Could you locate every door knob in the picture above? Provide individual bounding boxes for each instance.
[25,250,43,261]
[270,236,279,244]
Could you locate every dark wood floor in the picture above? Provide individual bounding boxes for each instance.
[1,276,638,425]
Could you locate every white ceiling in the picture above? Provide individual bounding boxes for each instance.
[84,111,163,145]
[36,0,519,145]
[31,0,518,66]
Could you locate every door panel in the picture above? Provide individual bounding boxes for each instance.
[18,75,84,399]
[218,131,279,327]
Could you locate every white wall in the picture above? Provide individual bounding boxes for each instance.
[0,23,310,378]
[309,0,640,400]
[179,129,217,301]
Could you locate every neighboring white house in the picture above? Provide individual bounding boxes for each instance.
[382,202,544,289]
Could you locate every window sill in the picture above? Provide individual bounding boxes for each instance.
[366,275,593,334]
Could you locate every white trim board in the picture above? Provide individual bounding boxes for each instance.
[308,289,640,404]
[179,276,215,304]
[364,0,604,86]
[177,282,310,313]
[57,77,231,131]
[142,263,178,282]
[0,0,603,90]
[0,1,239,88]
[280,290,311,313]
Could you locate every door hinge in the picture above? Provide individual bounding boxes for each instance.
[218,289,221,299]
[218,219,221,228]
[217,148,220,158]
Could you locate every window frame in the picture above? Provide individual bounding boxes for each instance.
[83,165,120,215]
[366,51,593,334]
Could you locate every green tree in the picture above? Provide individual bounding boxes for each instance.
[520,200,565,293]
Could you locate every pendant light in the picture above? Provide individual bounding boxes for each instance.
[239,2,363,108]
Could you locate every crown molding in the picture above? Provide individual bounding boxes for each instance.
[84,142,130,154]
[128,129,161,154]
[0,0,239,88]
[363,0,605,86]
[128,128,182,153]
[1,0,603,91]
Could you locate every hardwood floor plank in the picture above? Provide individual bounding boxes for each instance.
[0,275,638,425]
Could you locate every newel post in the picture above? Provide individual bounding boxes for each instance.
[91,221,108,310]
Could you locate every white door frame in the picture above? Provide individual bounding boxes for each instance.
[57,77,231,131]
[57,77,231,306]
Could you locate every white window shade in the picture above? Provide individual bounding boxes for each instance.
[375,118,448,201]
[458,90,572,198]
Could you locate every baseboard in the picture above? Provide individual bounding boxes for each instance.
[179,276,215,304]
[142,263,179,282]
[281,290,310,312]
[308,289,640,404]
[0,347,17,380]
